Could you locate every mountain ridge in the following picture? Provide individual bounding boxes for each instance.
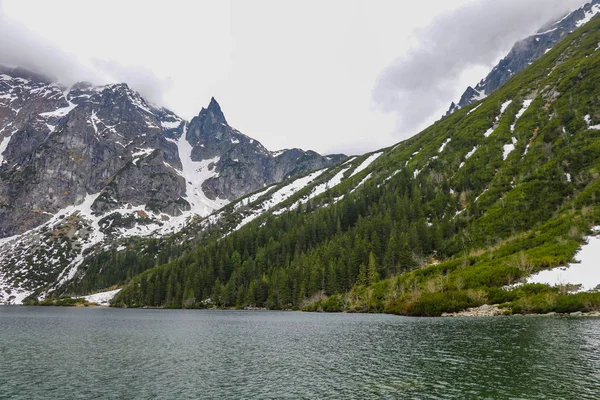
[0,66,344,304]
[103,14,600,315]
[446,0,600,115]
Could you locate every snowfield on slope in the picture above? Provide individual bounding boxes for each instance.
[503,138,518,160]
[525,228,600,291]
[0,130,16,165]
[82,288,122,306]
[176,125,229,216]
[349,152,382,177]
[0,192,104,304]
[511,99,533,132]
[0,127,237,303]
[234,169,327,230]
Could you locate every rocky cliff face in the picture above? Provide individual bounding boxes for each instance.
[0,65,345,303]
[446,0,600,115]
[0,67,343,238]
[186,98,345,201]
[0,71,185,238]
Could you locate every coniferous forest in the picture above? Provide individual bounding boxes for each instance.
[42,17,600,316]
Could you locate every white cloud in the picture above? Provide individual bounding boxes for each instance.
[373,0,588,136]
[0,0,590,154]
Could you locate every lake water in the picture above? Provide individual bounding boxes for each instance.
[1,308,599,399]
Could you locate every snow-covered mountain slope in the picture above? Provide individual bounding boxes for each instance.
[182,149,387,241]
[0,66,345,304]
[446,0,600,115]
[151,82,567,247]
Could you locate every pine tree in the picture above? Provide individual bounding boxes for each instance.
[357,263,367,286]
[367,252,379,285]
[383,234,398,276]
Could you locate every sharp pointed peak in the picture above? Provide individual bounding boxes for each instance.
[199,96,227,125]
[208,96,220,108]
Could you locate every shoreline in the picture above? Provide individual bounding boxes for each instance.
[440,304,600,318]
[11,302,600,318]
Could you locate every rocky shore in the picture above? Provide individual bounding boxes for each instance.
[441,304,505,317]
[441,304,600,317]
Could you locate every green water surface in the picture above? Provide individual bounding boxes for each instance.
[0,307,598,399]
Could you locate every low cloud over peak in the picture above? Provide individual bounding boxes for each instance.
[0,3,169,106]
[373,0,587,137]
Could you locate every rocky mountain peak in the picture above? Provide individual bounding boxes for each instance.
[197,97,227,129]
[205,97,227,124]
[445,0,600,116]
[0,65,53,84]
[186,97,229,146]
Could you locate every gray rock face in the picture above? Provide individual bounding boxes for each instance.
[186,97,345,201]
[446,0,600,115]
[0,72,186,237]
[92,150,189,217]
[0,67,345,239]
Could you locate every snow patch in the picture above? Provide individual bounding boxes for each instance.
[381,170,401,186]
[127,91,154,115]
[584,114,600,130]
[40,92,77,118]
[465,146,478,159]
[510,99,533,132]
[475,188,488,202]
[467,104,482,115]
[234,186,273,211]
[500,99,512,115]
[234,169,326,230]
[0,130,16,165]
[438,138,451,153]
[81,288,122,306]
[295,167,348,205]
[525,229,600,291]
[349,152,382,178]
[131,148,155,164]
[160,120,182,130]
[46,192,106,291]
[177,127,229,217]
[343,157,356,165]
[503,137,518,160]
[0,289,32,305]
[90,110,100,135]
[271,150,286,157]
[575,4,600,28]
[350,173,372,193]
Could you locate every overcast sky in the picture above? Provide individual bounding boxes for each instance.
[0,0,589,155]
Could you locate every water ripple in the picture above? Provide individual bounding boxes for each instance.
[0,308,599,399]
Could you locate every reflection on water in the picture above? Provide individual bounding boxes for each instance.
[0,307,598,399]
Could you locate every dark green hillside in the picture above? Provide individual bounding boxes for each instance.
[110,17,600,314]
